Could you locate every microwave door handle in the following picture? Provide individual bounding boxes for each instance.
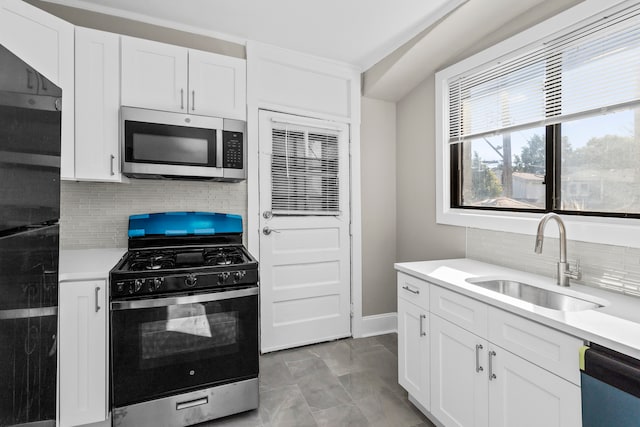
[216,128,223,168]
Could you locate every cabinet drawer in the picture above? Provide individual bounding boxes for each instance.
[488,307,582,385]
[397,273,429,309]
[430,285,488,337]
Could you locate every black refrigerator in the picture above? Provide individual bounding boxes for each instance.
[0,44,61,427]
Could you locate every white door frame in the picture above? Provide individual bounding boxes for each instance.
[246,42,363,340]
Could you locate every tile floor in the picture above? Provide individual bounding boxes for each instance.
[199,334,435,427]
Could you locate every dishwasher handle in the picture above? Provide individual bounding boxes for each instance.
[582,343,640,399]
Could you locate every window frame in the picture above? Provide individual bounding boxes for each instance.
[435,0,640,248]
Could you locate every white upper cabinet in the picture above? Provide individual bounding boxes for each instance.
[121,36,188,113]
[188,49,246,119]
[121,36,246,119]
[75,27,122,182]
[0,0,74,178]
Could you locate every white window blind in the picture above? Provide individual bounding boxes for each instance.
[271,124,340,215]
[448,2,640,144]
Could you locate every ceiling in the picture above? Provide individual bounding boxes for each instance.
[363,0,585,101]
[39,0,467,70]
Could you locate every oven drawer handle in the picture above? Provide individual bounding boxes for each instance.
[111,286,258,310]
[176,396,208,411]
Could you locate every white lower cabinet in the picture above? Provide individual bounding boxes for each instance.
[59,280,108,427]
[430,314,488,427]
[397,274,583,427]
[398,298,430,407]
[488,345,581,427]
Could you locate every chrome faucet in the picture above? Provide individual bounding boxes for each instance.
[534,213,580,287]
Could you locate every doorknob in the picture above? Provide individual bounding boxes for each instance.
[262,226,280,235]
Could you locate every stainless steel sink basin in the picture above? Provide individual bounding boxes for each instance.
[465,279,604,311]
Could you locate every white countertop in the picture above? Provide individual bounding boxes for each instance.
[396,258,640,360]
[60,248,127,282]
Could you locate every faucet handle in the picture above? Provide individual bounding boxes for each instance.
[567,258,581,281]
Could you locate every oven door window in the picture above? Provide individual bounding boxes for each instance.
[140,306,238,369]
[124,121,216,167]
[111,293,257,407]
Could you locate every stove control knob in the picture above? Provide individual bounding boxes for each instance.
[131,279,143,294]
[185,274,197,287]
[218,272,230,285]
[233,271,246,283]
[153,277,164,290]
[116,282,125,294]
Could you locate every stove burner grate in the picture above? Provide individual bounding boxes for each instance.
[128,251,176,271]
[203,247,246,266]
[124,246,250,272]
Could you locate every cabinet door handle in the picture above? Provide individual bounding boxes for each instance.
[402,285,419,295]
[419,314,426,336]
[488,350,497,380]
[110,154,115,176]
[181,88,184,110]
[475,344,484,373]
[95,286,101,312]
[192,90,195,111]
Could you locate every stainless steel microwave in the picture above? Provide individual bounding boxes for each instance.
[121,106,246,181]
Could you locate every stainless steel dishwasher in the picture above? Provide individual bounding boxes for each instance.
[580,343,640,427]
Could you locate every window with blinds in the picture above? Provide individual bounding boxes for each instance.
[448,2,640,144]
[446,1,640,216]
[271,125,340,215]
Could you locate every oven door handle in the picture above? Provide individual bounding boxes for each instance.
[110,286,258,311]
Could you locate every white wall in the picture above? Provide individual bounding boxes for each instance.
[361,97,397,315]
[396,76,466,262]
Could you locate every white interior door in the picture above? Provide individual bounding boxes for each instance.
[259,110,351,353]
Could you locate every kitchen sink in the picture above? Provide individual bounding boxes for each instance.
[465,279,604,311]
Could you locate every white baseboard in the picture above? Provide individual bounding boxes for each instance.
[357,312,397,338]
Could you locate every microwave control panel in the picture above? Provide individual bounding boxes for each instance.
[222,130,244,169]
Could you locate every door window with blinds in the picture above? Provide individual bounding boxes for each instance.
[271,125,341,215]
[446,1,640,217]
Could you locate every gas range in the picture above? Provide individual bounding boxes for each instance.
[109,211,259,427]
[110,212,258,300]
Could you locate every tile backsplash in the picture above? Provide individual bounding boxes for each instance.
[60,179,247,249]
[467,228,640,298]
